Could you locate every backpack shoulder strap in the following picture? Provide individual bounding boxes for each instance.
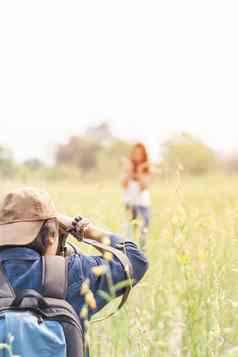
[0,263,15,298]
[41,256,68,299]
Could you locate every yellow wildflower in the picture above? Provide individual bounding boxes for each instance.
[91,265,107,276]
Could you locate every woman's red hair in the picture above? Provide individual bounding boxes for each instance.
[130,143,150,173]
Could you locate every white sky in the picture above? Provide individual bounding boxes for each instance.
[0,0,237,162]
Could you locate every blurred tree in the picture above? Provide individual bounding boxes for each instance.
[97,139,132,174]
[222,153,238,172]
[161,132,217,175]
[55,121,133,176]
[23,158,45,171]
[85,121,114,145]
[56,136,101,171]
[0,145,16,176]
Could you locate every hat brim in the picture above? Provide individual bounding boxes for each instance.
[0,221,44,247]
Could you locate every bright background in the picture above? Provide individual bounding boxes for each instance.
[0,0,237,162]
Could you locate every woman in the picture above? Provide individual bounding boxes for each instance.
[122,143,151,251]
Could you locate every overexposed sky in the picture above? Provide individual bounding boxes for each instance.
[0,0,237,162]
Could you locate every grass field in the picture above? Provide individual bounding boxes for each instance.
[1,174,238,356]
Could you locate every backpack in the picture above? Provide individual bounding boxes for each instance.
[0,256,84,357]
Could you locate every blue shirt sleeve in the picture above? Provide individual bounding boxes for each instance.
[67,234,149,319]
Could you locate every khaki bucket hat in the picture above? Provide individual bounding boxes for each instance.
[0,187,58,247]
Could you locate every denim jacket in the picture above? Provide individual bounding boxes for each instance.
[0,234,148,331]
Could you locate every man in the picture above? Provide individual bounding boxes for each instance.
[0,187,148,354]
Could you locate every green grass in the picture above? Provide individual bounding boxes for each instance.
[1,174,238,356]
